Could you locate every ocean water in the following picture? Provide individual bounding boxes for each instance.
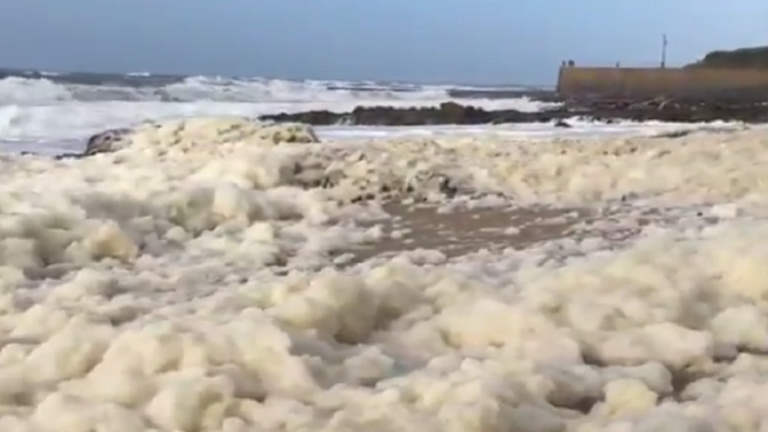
[0,69,735,155]
[1,70,767,431]
[0,70,555,151]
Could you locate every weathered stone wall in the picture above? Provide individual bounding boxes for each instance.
[557,66,768,100]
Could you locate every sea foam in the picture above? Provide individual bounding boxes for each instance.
[0,118,765,431]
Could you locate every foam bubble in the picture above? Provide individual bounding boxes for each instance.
[0,121,766,430]
[85,117,319,156]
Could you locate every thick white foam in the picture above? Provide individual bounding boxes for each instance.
[85,117,319,156]
[0,119,768,430]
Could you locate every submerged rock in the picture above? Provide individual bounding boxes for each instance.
[84,127,134,156]
[260,101,558,126]
[260,99,768,126]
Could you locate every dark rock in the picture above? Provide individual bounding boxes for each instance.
[261,102,570,126]
[84,127,134,156]
[260,98,768,126]
[19,150,85,160]
[653,129,694,139]
[55,152,87,160]
[554,120,572,128]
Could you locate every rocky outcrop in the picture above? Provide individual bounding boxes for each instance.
[569,97,768,123]
[261,102,564,126]
[687,46,768,69]
[260,100,768,126]
[84,128,134,156]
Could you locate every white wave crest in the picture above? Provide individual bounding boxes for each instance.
[0,77,75,104]
[0,75,526,105]
[0,74,560,146]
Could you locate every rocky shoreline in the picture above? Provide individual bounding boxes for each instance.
[260,96,768,126]
[29,96,768,161]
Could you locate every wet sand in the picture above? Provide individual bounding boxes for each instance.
[343,201,687,263]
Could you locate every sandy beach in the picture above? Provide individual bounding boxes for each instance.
[346,202,642,264]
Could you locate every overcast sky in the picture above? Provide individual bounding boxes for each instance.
[1,0,766,85]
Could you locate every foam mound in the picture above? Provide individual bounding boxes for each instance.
[2,127,768,431]
[84,116,319,156]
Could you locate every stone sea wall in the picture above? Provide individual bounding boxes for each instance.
[557,66,768,100]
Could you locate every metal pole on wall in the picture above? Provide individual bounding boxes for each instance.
[661,34,668,68]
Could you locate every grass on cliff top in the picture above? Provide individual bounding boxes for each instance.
[686,46,768,69]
